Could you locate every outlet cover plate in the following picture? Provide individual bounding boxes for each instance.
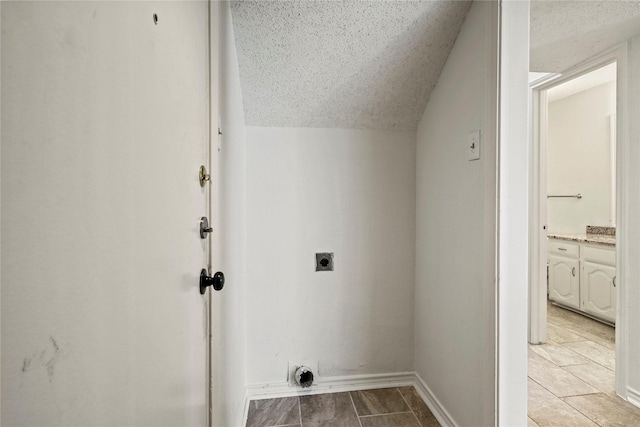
[287,360,319,387]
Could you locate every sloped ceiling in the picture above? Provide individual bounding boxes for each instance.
[230,1,640,130]
[230,0,471,130]
[530,0,640,72]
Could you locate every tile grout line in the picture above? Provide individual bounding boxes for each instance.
[531,340,597,365]
[529,367,605,426]
[556,323,615,346]
[560,394,608,427]
[397,386,425,427]
[348,391,364,427]
[560,392,602,400]
[359,410,416,419]
[530,351,606,397]
[559,357,616,374]
[297,396,302,427]
[555,342,616,371]
[528,372,595,400]
[546,324,590,341]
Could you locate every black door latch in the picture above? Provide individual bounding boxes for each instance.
[200,269,224,294]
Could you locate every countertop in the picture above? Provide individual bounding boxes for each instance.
[548,233,616,247]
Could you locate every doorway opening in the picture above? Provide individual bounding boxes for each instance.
[545,62,617,327]
[530,58,619,339]
[526,54,640,423]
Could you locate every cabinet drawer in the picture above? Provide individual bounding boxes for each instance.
[548,240,579,258]
[582,245,616,266]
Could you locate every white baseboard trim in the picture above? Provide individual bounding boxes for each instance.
[240,372,457,427]
[413,373,458,427]
[246,371,415,400]
[239,392,250,427]
[626,386,640,408]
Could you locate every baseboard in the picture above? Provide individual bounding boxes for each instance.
[241,372,456,427]
[626,386,640,409]
[245,371,415,400]
[239,392,250,427]
[413,373,458,427]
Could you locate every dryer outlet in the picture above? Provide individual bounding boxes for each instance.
[287,360,319,387]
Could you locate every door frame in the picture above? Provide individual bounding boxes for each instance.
[529,43,629,400]
[207,0,218,425]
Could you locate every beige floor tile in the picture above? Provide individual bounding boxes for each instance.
[398,386,440,427]
[548,304,614,347]
[299,392,359,427]
[528,379,599,427]
[564,393,640,426]
[528,350,599,397]
[565,324,615,350]
[246,397,300,427]
[547,322,588,344]
[529,347,560,368]
[529,341,592,366]
[546,314,575,328]
[562,340,615,370]
[563,363,616,395]
[528,417,541,427]
[547,303,588,328]
[351,388,409,416]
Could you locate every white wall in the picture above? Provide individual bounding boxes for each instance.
[547,81,616,234]
[211,2,248,426]
[244,126,416,384]
[415,2,499,425]
[1,2,210,426]
[623,34,640,408]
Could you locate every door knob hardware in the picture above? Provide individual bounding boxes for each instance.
[200,217,213,239]
[200,269,224,294]
[199,165,210,187]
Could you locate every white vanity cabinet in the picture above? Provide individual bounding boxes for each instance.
[581,245,616,323]
[548,238,616,324]
[548,240,580,310]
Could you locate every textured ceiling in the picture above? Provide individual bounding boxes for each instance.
[530,0,640,72]
[230,0,471,130]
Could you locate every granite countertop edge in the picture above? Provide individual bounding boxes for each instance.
[548,233,616,247]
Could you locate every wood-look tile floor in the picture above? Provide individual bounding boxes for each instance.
[245,386,439,427]
[528,301,640,426]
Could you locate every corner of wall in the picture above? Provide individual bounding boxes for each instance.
[413,2,500,425]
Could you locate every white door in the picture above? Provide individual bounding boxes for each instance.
[1,2,210,426]
[548,254,580,309]
[582,261,616,323]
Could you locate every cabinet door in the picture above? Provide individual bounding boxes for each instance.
[582,261,616,323]
[549,254,580,309]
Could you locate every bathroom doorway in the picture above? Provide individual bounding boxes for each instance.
[529,52,628,415]
[530,54,620,339]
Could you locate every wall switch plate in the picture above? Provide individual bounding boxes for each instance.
[468,130,481,161]
[287,360,319,386]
